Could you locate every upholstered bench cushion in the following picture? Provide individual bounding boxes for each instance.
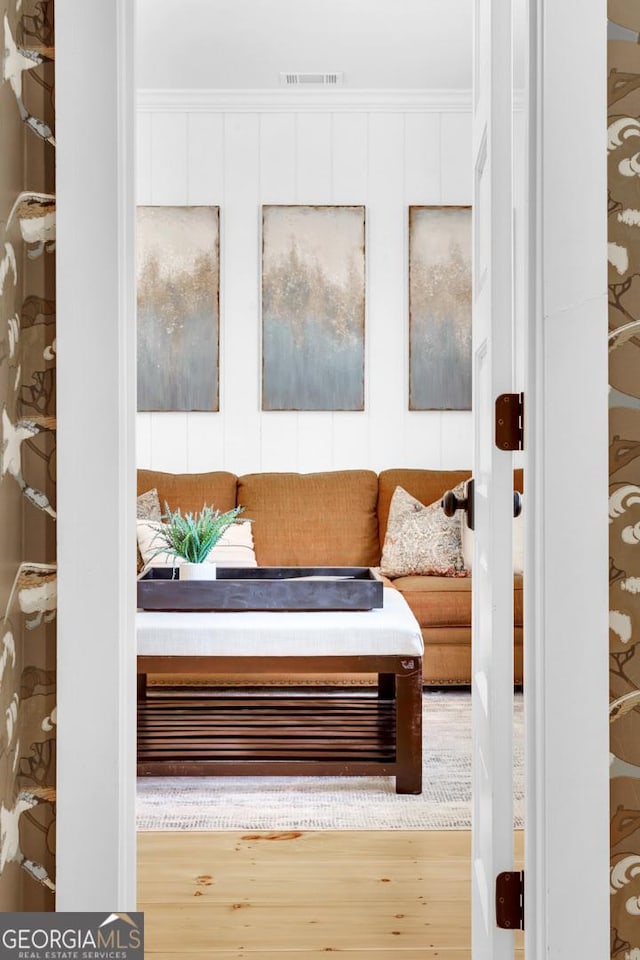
[137,587,423,658]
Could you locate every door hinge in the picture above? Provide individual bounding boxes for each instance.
[495,870,524,930]
[495,393,524,451]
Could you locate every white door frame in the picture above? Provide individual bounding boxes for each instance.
[54,0,611,949]
[524,0,609,955]
[56,0,137,909]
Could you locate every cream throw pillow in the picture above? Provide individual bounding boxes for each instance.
[380,484,468,579]
[137,519,258,569]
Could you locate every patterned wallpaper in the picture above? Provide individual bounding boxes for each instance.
[0,0,56,910]
[609,2,640,955]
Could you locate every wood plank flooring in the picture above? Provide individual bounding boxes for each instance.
[138,830,524,957]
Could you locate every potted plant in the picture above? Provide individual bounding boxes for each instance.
[150,503,245,580]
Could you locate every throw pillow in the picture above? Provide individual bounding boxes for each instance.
[137,519,258,569]
[137,488,161,521]
[380,484,468,579]
[136,489,162,571]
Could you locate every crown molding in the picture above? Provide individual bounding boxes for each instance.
[137,88,472,113]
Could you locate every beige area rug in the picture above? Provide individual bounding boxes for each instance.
[136,691,524,831]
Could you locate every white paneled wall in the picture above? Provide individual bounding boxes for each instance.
[136,96,472,475]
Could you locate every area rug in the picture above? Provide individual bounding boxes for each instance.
[136,691,524,831]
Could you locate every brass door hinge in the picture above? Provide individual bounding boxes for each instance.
[495,870,524,930]
[495,393,524,451]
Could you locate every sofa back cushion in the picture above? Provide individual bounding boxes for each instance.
[237,471,380,566]
[377,467,525,545]
[137,469,238,516]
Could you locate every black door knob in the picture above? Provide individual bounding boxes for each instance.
[513,491,523,518]
[441,480,521,531]
[441,479,475,530]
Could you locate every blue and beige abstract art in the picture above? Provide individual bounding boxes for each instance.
[137,206,220,412]
[262,205,365,411]
[409,206,472,411]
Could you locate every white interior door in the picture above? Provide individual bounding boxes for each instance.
[471,0,516,956]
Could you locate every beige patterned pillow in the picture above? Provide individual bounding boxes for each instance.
[380,483,468,579]
[137,488,161,521]
[136,489,162,571]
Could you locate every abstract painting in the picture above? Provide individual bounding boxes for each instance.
[409,206,472,410]
[262,205,365,411]
[137,206,219,411]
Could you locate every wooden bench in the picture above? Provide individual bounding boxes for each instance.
[137,588,423,794]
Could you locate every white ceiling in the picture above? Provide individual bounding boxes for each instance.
[136,0,472,90]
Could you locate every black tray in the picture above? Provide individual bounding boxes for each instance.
[137,566,384,612]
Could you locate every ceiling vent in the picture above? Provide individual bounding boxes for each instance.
[281,72,344,87]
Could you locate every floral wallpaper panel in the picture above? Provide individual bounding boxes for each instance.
[0,0,56,911]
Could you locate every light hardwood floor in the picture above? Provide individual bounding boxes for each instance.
[138,830,524,957]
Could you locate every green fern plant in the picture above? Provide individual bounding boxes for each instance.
[150,503,245,564]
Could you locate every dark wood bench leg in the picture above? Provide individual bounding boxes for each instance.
[378,672,396,700]
[394,658,423,794]
[136,674,147,775]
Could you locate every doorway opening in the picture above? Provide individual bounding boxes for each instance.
[132,0,525,954]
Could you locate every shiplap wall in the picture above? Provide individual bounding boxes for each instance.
[136,98,472,475]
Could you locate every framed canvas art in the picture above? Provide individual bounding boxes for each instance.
[137,205,220,412]
[409,206,472,411]
[262,205,365,411]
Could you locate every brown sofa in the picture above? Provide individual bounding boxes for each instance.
[138,467,523,685]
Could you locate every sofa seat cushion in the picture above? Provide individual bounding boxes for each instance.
[237,470,380,566]
[393,574,524,629]
[137,470,238,516]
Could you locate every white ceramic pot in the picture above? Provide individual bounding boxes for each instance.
[179,562,217,581]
